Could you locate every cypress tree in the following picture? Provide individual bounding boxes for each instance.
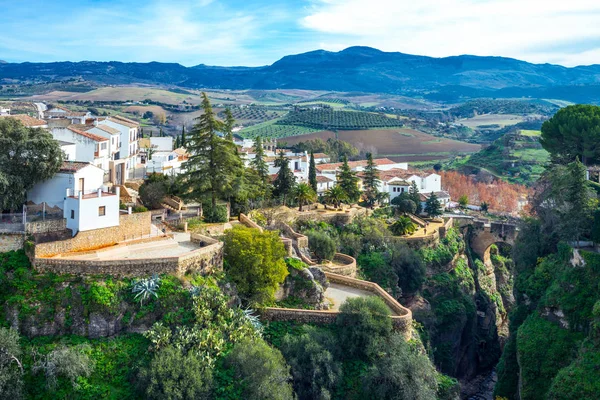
[425,193,442,217]
[181,126,186,148]
[182,93,243,207]
[273,151,296,206]
[408,181,422,214]
[224,108,235,141]
[308,151,317,192]
[362,153,380,209]
[337,155,361,203]
[251,136,269,185]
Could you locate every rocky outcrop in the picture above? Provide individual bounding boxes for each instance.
[276,266,330,309]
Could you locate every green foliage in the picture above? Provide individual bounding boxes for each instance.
[339,216,388,256]
[424,193,443,217]
[293,182,317,211]
[337,156,362,202]
[307,230,337,262]
[389,216,417,236]
[131,274,160,305]
[272,152,296,205]
[358,251,399,294]
[224,225,288,306]
[362,153,380,208]
[516,314,584,400]
[223,338,294,400]
[0,118,63,210]
[279,109,404,130]
[546,339,600,399]
[284,257,308,271]
[420,228,463,269]
[361,334,438,400]
[203,204,228,223]
[390,243,426,295]
[137,346,213,400]
[139,177,171,209]
[0,327,23,399]
[280,326,342,400]
[309,151,317,192]
[336,297,392,360]
[392,197,417,215]
[324,185,348,209]
[32,344,94,391]
[457,195,468,207]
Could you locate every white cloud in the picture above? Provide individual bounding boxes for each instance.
[301,0,600,66]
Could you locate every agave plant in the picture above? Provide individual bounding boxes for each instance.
[132,274,161,305]
[242,308,263,332]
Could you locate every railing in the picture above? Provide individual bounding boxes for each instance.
[0,213,25,232]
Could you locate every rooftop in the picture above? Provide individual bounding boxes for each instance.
[90,124,120,135]
[316,175,334,183]
[67,126,108,142]
[108,115,139,128]
[316,158,398,172]
[59,161,92,173]
[0,114,47,127]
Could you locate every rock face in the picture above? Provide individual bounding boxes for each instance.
[276,266,330,309]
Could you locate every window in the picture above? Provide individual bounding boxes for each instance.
[98,206,106,216]
[70,210,75,219]
[101,143,107,150]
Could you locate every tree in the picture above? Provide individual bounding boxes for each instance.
[181,93,243,207]
[223,108,235,141]
[308,151,317,192]
[480,201,489,213]
[324,185,347,209]
[337,156,361,203]
[0,118,63,210]
[251,136,269,186]
[32,345,94,391]
[540,105,600,165]
[425,193,443,217]
[361,333,438,400]
[408,182,422,214]
[294,182,316,212]
[392,197,417,215]
[154,112,167,125]
[362,152,380,209]
[389,242,425,295]
[336,296,392,360]
[307,230,337,262]
[357,251,399,294]
[223,338,294,400]
[181,126,186,147]
[273,152,296,206]
[174,135,181,149]
[458,194,469,208]
[223,225,288,306]
[390,216,417,236]
[280,327,342,400]
[0,328,23,399]
[139,181,167,209]
[138,346,213,400]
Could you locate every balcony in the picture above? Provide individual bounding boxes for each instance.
[66,187,119,200]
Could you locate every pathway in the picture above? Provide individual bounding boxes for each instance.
[325,283,396,313]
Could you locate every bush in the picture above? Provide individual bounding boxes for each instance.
[137,346,213,400]
[0,328,23,399]
[224,226,288,306]
[32,344,94,391]
[139,181,167,210]
[357,252,399,294]
[361,333,438,400]
[280,326,342,400]
[336,297,392,360]
[133,205,148,213]
[391,197,417,215]
[307,230,337,262]
[203,204,228,223]
[223,338,294,400]
[389,243,426,295]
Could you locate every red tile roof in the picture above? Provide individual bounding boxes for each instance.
[59,161,92,173]
[0,114,47,127]
[316,158,398,172]
[67,126,108,142]
[316,175,333,183]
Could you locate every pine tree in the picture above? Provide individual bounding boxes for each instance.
[181,126,186,148]
[182,93,243,207]
[425,193,442,217]
[159,127,163,137]
[224,108,235,141]
[273,151,296,206]
[174,135,180,149]
[251,136,269,185]
[362,153,380,209]
[337,156,361,203]
[409,181,422,214]
[308,151,317,192]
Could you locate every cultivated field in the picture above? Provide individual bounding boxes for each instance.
[123,105,168,116]
[282,128,481,161]
[457,114,526,128]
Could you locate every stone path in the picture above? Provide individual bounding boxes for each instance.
[326,283,387,311]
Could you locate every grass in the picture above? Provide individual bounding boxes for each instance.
[458,114,526,128]
[519,130,542,137]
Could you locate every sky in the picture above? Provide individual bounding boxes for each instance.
[1,0,600,67]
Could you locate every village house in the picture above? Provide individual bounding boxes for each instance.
[0,114,48,128]
[44,105,92,124]
[139,137,188,176]
[50,126,110,178]
[96,115,140,174]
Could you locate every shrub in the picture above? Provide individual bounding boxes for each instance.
[0,328,23,399]
[336,297,392,360]
[223,338,294,400]
[307,230,337,262]
[133,205,148,213]
[389,243,426,295]
[203,204,228,223]
[280,326,342,400]
[137,346,213,400]
[32,344,94,390]
[224,226,288,306]
[132,274,161,305]
[357,252,399,294]
[139,181,167,210]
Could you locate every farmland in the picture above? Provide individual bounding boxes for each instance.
[281,128,481,161]
[457,114,527,129]
[238,119,319,139]
[278,109,404,130]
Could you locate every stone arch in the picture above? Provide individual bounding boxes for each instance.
[469,222,517,265]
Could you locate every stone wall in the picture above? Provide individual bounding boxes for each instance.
[26,218,67,234]
[261,272,413,338]
[0,233,25,253]
[318,253,357,277]
[239,213,263,232]
[35,212,152,257]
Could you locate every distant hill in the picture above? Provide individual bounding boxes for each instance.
[3,46,600,102]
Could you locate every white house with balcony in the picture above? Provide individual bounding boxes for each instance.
[50,126,110,174]
[96,115,140,173]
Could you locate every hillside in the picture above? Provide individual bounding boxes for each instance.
[3,46,600,102]
[451,129,549,185]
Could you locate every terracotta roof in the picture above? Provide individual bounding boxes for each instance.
[0,114,47,127]
[91,124,120,135]
[316,175,333,183]
[138,138,151,148]
[67,126,108,142]
[59,161,92,173]
[173,147,188,156]
[109,115,139,128]
[301,153,330,162]
[316,158,398,172]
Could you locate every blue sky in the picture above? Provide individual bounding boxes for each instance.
[1,0,600,67]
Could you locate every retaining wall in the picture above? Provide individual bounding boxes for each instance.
[26,219,67,234]
[239,213,263,232]
[34,212,152,257]
[261,272,412,338]
[0,233,25,253]
[318,253,357,277]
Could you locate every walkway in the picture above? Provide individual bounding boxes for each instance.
[325,283,395,313]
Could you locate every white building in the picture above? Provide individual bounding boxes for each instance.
[44,106,92,124]
[0,107,10,116]
[316,176,334,195]
[96,115,140,172]
[50,126,110,175]
[58,140,77,161]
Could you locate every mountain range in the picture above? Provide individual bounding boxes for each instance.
[3,46,600,102]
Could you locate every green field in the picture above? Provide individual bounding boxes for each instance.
[520,129,542,137]
[239,119,319,139]
[278,109,404,130]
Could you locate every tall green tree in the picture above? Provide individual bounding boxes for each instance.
[308,151,317,192]
[293,182,316,212]
[337,156,361,203]
[408,182,422,214]
[0,118,63,211]
[181,126,186,148]
[181,93,243,207]
[425,193,442,217]
[273,152,296,206]
[362,153,380,209]
[540,104,600,165]
[223,108,235,141]
[251,136,269,186]
[0,328,23,399]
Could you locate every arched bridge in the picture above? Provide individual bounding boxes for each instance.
[451,216,518,264]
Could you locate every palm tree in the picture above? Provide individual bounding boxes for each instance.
[324,185,347,209]
[293,183,317,212]
[390,216,417,236]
